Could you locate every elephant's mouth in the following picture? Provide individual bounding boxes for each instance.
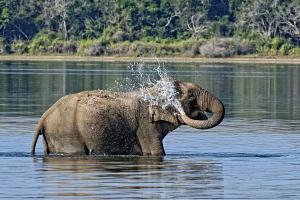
[179,93,225,129]
[186,101,208,120]
[189,110,208,120]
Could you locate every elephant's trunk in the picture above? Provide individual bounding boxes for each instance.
[180,91,225,129]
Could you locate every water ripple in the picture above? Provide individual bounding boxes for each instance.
[0,61,300,199]
[0,152,286,159]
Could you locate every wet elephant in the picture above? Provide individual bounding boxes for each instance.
[31,80,225,156]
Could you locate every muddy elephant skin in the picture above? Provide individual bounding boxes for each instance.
[31,80,225,156]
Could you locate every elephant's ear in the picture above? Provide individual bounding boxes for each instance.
[149,106,179,126]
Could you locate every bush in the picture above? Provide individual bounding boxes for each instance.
[172,39,205,56]
[63,40,78,54]
[86,42,106,56]
[158,44,179,55]
[78,39,94,54]
[271,37,285,51]
[11,39,28,54]
[0,38,10,54]
[78,39,108,56]
[112,31,128,42]
[49,38,64,53]
[48,39,78,54]
[253,37,294,56]
[236,41,255,55]
[254,38,271,55]
[28,31,58,54]
[108,42,130,55]
[289,47,300,56]
[191,41,205,56]
[127,42,156,56]
[107,39,206,57]
[279,43,293,55]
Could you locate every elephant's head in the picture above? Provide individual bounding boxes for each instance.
[175,81,225,129]
[149,80,225,129]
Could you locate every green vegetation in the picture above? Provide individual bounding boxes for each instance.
[1,0,300,57]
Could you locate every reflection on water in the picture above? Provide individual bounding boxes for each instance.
[32,156,222,199]
[0,61,300,199]
[0,62,299,120]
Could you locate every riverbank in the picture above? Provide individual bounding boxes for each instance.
[1,55,300,64]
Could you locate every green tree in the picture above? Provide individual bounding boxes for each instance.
[0,0,39,41]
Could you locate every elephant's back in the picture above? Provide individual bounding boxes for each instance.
[76,90,138,101]
[41,94,78,125]
[76,90,139,111]
[42,90,138,127]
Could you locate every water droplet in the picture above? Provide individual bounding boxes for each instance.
[112,59,184,113]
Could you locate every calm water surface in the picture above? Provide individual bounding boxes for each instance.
[0,61,299,199]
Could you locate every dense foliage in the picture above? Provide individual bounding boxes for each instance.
[1,0,300,57]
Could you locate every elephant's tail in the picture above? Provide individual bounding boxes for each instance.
[31,120,43,155]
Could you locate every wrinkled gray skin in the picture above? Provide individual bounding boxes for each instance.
[31,80,225,156]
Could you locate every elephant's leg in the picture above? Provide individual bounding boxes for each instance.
[43,130,86,154]
[140,139,165,156]
[42,135,50,155]
[149,139,165,156]
[138,124,165,156]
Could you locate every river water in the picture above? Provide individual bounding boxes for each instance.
[0,61,299,199]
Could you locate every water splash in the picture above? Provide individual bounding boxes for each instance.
[112,59,184,113]
[140,76,184,113]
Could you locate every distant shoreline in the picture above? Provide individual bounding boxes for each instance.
[1,55,300,64]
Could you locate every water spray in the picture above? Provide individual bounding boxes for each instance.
[112,59,184,113]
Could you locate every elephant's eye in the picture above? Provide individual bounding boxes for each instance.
[188,92,195,99]
[176,89,183,97]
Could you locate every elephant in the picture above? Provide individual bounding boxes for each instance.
[31,79,225,156]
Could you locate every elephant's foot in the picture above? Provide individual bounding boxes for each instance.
[142,144,166,156]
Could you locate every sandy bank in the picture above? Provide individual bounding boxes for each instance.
[0,55,300,64]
